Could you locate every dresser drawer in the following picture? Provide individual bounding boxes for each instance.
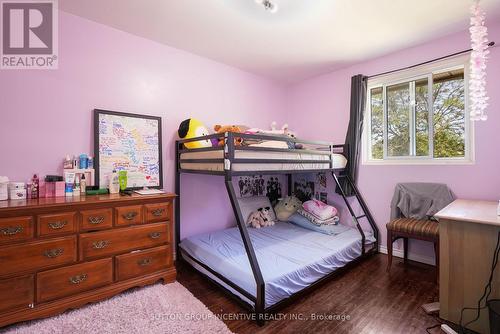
[37,212,77,237]
[37,258,113,303]
[116,245,171,281]
[144,203,171,223]
[0,236,77,277]
[0,216,34,245]
[115,205,143,226]
[0,275,34,312]
[79,222,169,260]
[80,208,113,231]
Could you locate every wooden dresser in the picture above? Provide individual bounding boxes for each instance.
[0,193,176,328]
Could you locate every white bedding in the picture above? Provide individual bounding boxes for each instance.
[180,221,374,308]
[180,150,347,172]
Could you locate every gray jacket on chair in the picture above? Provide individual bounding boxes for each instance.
[390,183,455,221]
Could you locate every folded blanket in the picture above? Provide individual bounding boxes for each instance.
[302,199,338,220]
[297,208,339,226]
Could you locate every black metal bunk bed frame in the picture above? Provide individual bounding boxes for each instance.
[175,132,379,324]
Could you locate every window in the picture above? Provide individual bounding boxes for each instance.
[364,56,473,164]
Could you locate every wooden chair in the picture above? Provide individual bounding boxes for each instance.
[386,217,439,279]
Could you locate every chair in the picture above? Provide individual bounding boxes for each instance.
[386,217,439,277]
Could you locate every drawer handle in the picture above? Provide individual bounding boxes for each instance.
[88,216,105,225]
[149,232,162,239]
[48,220,68,230]
[44,248,64,258]
[123,212,138,221]
[138,258,153,266]
[0,225,23,236]
[92,240,110,249]
[151,208,165,217]
[69,273,88,284]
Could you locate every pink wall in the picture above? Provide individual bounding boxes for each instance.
[287,22,500,262]
[0,12,287,237]
[1,10,498,260]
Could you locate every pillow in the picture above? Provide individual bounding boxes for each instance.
[302,199,338,221]
[274,195,302,221]
[288,213,350,236]
[237,196,276,222]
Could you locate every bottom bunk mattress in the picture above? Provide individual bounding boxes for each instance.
[180,221,375,308]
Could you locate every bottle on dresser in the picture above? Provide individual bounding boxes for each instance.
[80,174,87,194]
[109,170,120,194]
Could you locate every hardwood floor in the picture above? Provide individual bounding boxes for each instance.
[177,254,440,334]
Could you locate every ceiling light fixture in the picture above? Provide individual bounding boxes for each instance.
[255,0,278,13]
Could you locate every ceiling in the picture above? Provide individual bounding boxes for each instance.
[60,0,500,84]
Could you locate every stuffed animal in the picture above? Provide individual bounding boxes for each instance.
[247,210,264,229]
[247,122,297,138]
[258,207,275,227]
[213,124,244,147]
[274,196,302,221]
[246,206,275,228]
[177,118,212,149]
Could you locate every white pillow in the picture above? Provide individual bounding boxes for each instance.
[237,196,276,222]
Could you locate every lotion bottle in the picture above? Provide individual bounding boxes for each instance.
[73,175,80,197]
[109,170,120,194]
[497,200,500,216]
[80,174,86,194]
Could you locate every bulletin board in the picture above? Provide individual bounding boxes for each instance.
[93,109,163,189]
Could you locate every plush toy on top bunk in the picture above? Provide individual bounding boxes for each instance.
[246,207,276,228]
[246,122,302,149]
[177,118,217,149]
[213,124,245,147]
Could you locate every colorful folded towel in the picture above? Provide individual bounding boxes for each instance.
[302,199,338,221]
[297,208,339,226]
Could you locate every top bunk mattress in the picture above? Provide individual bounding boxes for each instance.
[180,221,374,308]
[180,150,347,172]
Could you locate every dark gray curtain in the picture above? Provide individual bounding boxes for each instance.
[338,74,368,196]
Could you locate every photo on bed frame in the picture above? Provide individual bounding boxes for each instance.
[293,178,315,202]
[236,175,284,206]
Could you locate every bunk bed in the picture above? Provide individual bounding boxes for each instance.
[175,132,380,324]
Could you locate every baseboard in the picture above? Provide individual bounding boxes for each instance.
[379,245,436,266]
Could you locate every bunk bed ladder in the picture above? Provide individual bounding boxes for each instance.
[331,172,379,253]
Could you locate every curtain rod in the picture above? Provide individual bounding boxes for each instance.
[367,41,496,79]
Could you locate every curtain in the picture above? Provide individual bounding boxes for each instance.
[338,74,368,196]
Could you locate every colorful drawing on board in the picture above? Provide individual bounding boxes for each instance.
[97,112,161,188]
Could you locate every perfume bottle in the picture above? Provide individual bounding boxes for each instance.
[31,174,39,199]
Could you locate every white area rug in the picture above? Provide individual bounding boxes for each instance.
[2,282,233,334]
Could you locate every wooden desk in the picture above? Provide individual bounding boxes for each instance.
[436,199,500,334]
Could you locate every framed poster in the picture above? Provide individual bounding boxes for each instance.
[94,109,163,189]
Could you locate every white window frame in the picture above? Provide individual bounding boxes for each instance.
[362,54,475,165]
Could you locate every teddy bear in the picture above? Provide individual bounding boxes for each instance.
[246,210,264,229]
[274,196,302,221]
[258,207,275,227]
[213,125,244,147]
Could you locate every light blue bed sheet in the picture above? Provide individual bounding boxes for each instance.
[180,221,375,308]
